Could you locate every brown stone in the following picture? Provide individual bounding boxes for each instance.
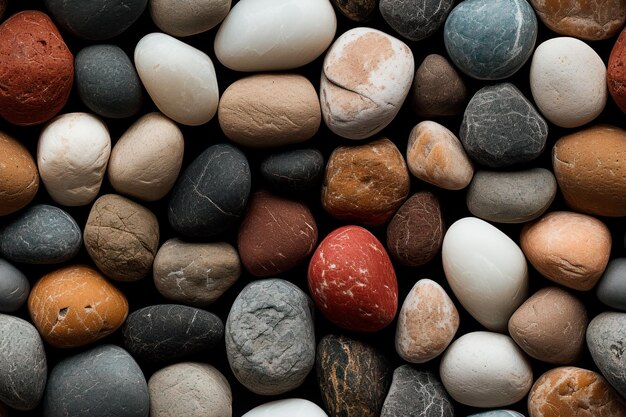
[238,190,318,277]
[520,211,611,291]
[528,367,626,417]
[322,138,410,226]
[609,27,626,114]
[412,54,467,117]
[27,265,128,348]
[0,131,39,216]
[330,0,377,22]
[0,11,73,125]
[553,125,626,217]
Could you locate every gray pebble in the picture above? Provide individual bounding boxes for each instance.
[587,312,626,398]
[380,0,454,41]
[597,258,626,311]
[0,259,30,312]
[412,54,467,118]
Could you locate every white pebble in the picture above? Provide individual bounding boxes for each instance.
[242,399,328,417]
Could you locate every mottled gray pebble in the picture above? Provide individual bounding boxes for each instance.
[0,258,29,312]
[380,0,454,41]
[597,258,626,311]
[587,312,626,398]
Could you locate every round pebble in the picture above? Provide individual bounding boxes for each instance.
[0,131,39,216]
[243,399,328,417]
[331,0,377,21]
[260,149,324,197]
[380,0,454,41]
[150,0,231,37]
[596,258,626,310]
[411,54,467,118]
[608,27,626,113]
[0,259,29,312]
[586,312,626,398]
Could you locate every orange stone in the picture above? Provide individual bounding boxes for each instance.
[608,27,626,114]
[0,131,39,216]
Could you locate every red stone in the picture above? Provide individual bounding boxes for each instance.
[608,26,626,114]
[307,225,398,332]
[0,11,73,126]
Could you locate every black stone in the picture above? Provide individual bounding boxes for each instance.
[260,149,324,197]
[380,0,454,41]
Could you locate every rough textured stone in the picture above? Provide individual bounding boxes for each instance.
[609,27,626,114]
[587,312,626,398]
[43,345,149,417]
[122,304,223,363]
[260,149,324,197]
[322,138,410,226]
[84,194,159,282]
[0,204,81,264]
[226,279,315,395]
[331,0,377,21]
[153,239,241,306]
[0,259,29,312]
[150,0,231,37]
[380,0,454,41]
[168,144,251,238]
[0,132,39,216]
[596,258,626,311]
[411,54,467,118]
[317,334,391,417]
[460,83,548,167]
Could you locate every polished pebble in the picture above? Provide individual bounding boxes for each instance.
[411,54,467,118]
[0,259,29,312]
[596,258,626,310]
[150,0,232,37]
[243,399,328,417]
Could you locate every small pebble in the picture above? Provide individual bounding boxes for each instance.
[380,0,454,41]
[0,132,39,216]
[0,259,29,312]
[596,258,626,311]
[586,312,626,398]
[609,27,626,114]
[411,54,467,118]
[331,0,377,21]
[150,0,231,37]
[242,399,328,417]
[260,149,324,197]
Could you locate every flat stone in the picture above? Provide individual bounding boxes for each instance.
[242,399,327,417]
[587,312,626,398]
[0,204,81,264]
[260,149,324,197]
[380,0,454,41]
[609,27,626,114]
[0,259,29,312]
[411,54,467,118]
[468,412,525,417]
[150,0,231,37]
[381,365,454,417]
[331,0,377,21]
[0,132,39,216]
[460,83,548,168]
[596,258,626,311]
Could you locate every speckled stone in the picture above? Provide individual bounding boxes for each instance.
[468,412,525,417]
[260,149,324,197]
[0,314,47,411]
[380,0,454,41]
[587,312,626,398]
[0,132,39,216]
[460,83,548,167]
[331,0,377,21]
[168,144,251,238]
[43,345,149,417]
[596,258,626,311]
[0,259,29,312]
[381,365,454,417]
[609,27,626,113]
[226,279,315,395]
[444,0,538,80]
[317,334,391,417]
[122,304,223,363]
[411,54,467,118]
[0,204,81,264]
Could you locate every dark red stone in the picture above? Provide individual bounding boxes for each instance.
[608,26,626,114]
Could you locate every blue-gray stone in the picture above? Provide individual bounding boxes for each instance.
[380,0,455,41]
[168,144,251,238]
[75,45,143,119]
[597,258,626,311]
[44,344,149,417]
[0,259,29,312]
[587,312,626,399]
[468,411,526,417]
[460,83,548,167]
[0,314,47,411]
[444,0,537,80]
[0,204,82,264]
[260,149,324,197]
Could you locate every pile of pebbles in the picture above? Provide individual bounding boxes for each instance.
[0,0,625,416]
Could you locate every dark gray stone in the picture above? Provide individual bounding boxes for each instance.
[380,0,454,41]
[0,259,29,312]
[468,412,525,417]
[226,279,315,395]
[460,83,548,167]
[44,0,148,40]
[168,144,251,238]
[381,365,454,417]
[444,0,537,80]
[331,0,378,21]
[597,258,626,311]
[260,149,324,197]
[122,304,223,363]
[43,344,149,417]
[75,45,143,119]
[587,312,626,398]
[466,168,556,223]
[412,54,467,118]
[0,204,82,264]
[0,314,47,411]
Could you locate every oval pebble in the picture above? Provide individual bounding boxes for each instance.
[0,132,39,216]
[0,259,29,312]
[596,258,626,311]
[150,0,231,37]
[331,0,377,21]
[411,55,467,118]
[380,0,454,41]
[243,399,328,417]
[586,312,626,398]
[609,27,626,113]
[260,149,324,197]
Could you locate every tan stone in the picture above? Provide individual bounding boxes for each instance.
[0,132,39,216]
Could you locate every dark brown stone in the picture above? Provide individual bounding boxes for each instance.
[331,0,378,21]
[412,54,467,118]
[608,26,626,114]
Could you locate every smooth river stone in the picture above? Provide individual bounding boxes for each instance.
[135,33,219,126]
[442,217,528,332]
[395,279,459,364]
[308,225,398,332]
[27,265,128,348]
[587,312,626,398]
[320,28,414,139]
[38,112,111,206]
[150,0,231,37]
[0,204,81,264]
[0,314,47,411]
[44,345,149,417]
[530,37,606,128]
[331,0,377,21]
[317,334,391,417]
[168,144,251,238]
[468,412,525,417]
[386,192,445,267]
[597,258,626,310]
[381,365,454,417]
[440,331,533,407]
[322,138,410,226]
[553,125,626,217]
[149,363,232,417]
[107,112,184,202]
[528,367,626,417]
[411,54,467,118]
[508,287,588,364]
[0,259,29,312]
[380,0,454,41]
[406,121,473,190]
[466,168,557,223]
[520,211,611,291]
[0,132,39,216]
[444,0,537,80]
[153,239,241,306]
[609,27,626,113]
[243,399,328,417]
[122,304,223,363]
[0,11,73,126]
[226,279,315,395]
[260,149,324,197]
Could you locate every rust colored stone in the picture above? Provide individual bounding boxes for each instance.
[609,27,626,114]
[0,131,39,216]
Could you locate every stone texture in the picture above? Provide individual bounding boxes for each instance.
[587,312,626,398]
[386,192,445,267]
[331,0,377,21]
[260,149,324,197]
[609,27,626,114]
[238,191,318,276]
[596,258,626,311]
[153,239,241,306]
[43,345,149,417]
[0,132,39,216]
[0,259,29,312]
[242,399,328,417]
[28,265,128,348]
[84,194,159,282]
[0,11,73,125]
[168,143,251,238]
[317,334,391,417]
[411,54,467,118]
[381,365,454,417]
[0,204,81,264]
[150,0,231,37]
[469,412,525,417]
[226,279,315,395]
[380,0,454,41]
[122,304,223,363]
[322,138,410,226]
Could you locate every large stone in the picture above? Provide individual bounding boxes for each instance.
[596,258,626,311]
[260,149,324,197]
[586,312,626,398]
[380,0,454,41]
[331,0,377,21]
[609,27,626,114]
[150,0,231,37]
[0,132,39,216]
[411,54,467,118]
[0,259,29,312]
